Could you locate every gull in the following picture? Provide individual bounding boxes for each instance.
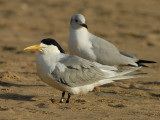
[24,38,142,103]
[68,14,156,67]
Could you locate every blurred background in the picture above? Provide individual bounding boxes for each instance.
[0,0,160,119]
[1,0,160,52]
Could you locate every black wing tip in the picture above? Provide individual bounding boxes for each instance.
[137,63,148,67]
[138,60,156,63]
[136,59,156,67]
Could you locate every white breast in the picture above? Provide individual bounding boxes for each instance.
[69,27,96,61]
[36,54,68,91]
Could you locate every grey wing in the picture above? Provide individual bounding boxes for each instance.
[120,51,137,59]
[90,34,124,65]
[51,55,105,87]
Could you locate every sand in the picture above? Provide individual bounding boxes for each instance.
[0,0,160,119]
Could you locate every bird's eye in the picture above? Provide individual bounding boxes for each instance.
[75,19,78,22]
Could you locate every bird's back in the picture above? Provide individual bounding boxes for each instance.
[89,33,137,66]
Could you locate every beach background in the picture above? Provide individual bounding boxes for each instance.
[0,0,160,119]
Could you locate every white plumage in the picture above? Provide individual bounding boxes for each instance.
[25,38,142,103]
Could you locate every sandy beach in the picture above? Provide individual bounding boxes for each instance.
[0,0,160,119]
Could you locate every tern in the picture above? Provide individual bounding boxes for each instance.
[24,38,142,103]
[68,14,156,67]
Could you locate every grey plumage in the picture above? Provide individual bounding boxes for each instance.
[90,33,138,66]
[52,55,105,87]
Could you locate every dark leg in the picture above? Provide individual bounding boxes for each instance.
[66,93,71,103]
[60,92,65,103]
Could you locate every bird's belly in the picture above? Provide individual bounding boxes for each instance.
[68,83,95,95]
[38,72,95,94]
[40,73,66,91]
[37,68,96,95]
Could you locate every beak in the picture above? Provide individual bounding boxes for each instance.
[80,24,88,29]
[24,44,44,50]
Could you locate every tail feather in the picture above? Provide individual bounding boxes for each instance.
[115,67,141,76]
[101,66,142,78]
[96,73,145,86]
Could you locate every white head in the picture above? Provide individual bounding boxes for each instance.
[70,14,88,29]
[24,38,65,55]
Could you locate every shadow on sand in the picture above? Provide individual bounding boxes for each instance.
[0,81,45,87]
[0,93,35,101]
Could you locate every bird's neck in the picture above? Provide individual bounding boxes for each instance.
[69,27,91,48]
[36,53,65,78]
[70,27,88,40]
[37,53,65,69]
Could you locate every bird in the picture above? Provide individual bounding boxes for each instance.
[68,14,156,67]
[24,38,142,103]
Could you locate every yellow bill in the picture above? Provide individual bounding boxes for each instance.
[24,44,44,50]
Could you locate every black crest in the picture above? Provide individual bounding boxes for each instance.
[41,38,65,53]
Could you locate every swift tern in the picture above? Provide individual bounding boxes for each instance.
[24,38,142,103]
[68,14,156,67]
